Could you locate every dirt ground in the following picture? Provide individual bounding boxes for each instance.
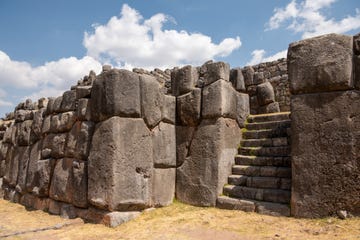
[0,199,360,240]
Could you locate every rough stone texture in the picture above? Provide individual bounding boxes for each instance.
[17,120,33,146]
[60,90,77,112]
[102,211,141,228]
[152,168,175,207]
[88,117,153,211]
[76,98,91,121]
[202,62,230,85]
[355,55,360,90]
[236,92,250,128]
[152,122,176,168]
[258,102,280,114]
[42,133,67,159]
[288,33,353,94]
[175,126,195,167]
[176,118,241,206]
[15,146,30,194]
[65,121,94,160]
[76,86,92,99]
[140,74,163,128]
[202,80,237,119]
[354,33,360,55]
[177,89,201,126]
[49,158,73,203]
[32,109,44,140]
[230,68,245,92]
[25,141,41,193]
[171,65,198,96]
[257,82,275,106]
[32,159,56,197]
[72,160,88,208]
[50,111,76,133]
[291,91,360,217]
[161,95,176,124]
[41,116,51,135]
[91,69,141,122]
[53,96,63,113]
[242,66,255,86]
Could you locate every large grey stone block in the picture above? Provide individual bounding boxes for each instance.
[355,55,360,90]
[65,121,94,160]
[257,81,275,106]
[291,90,360,217]
[230,68,245,92]
[242,66,255,87]
[76,98,91,121]
[88,117,153,211]
[140,74,163,128]
[152,122,176,168]
[175,126,195,167]
[171,65,198,96]
[60,90,77,112]
[50,111,76,133]
[152,168,175,207]
[31,109,44,141]
[202,61,230,86]
[17,120,33,146]
[202,80,237,119]
[53,96,63,113]
[288,33,353,94]
[236,92,250,128]
[91,69,141,122]
[161,95,176,124]
[76,86,92,99]
[26,141,41,192]
[15,146,30,194]
[31,159,56,197]
[177,89,201,126]
[42,133,67,159]
[176,118,241,206]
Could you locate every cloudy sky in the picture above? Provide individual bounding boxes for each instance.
[0,0,359,117]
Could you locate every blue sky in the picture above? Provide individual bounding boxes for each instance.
[0,0,359,117]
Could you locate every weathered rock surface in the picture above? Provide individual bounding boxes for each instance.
[230,68,245,92]
[202,62,230,85]
[177,89,201,126]
[236,92,250,128]
[171,65,198,96]
[291,90,360,217]
[257,82,275,106]
[202,80,237,119]
[91,69,141,122]
[152,168,175,207]
[88,117,153,211]
[288,33,353,94]
[161,95,176,124]
[60,90,77,112]
[140,75,163,128]
[176,118,241,206]
[65,121,94,160]
[152,122,176,168]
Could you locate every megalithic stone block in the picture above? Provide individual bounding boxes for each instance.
[202,61,230,86]
[202,79,237,119]
[257,81,275,106]
[152,122,176,168]
[140,74,163,129]
[91,69,141,122]
[15,146,30,194]
[152,168,175,207]
[177,89,201,126]
[230,68,246,92]
[88,117,153,211]
[288,33,353,94]
[66,121,95,160]
[171,65,198,96]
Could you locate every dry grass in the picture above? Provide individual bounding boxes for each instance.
[0,199,360,240]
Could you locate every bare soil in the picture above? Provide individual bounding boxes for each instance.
[0,199,359,240]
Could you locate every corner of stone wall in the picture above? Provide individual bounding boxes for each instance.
[288,32,360,217]
[173,61,249,206]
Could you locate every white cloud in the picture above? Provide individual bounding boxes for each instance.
[246,49,287,66]
[83,4,241,69]
[267,0,360,38]
[0,89,13,107]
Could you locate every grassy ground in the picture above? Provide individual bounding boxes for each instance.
[0,199,360,240]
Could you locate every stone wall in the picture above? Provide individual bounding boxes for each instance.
[289,33,360,218]
[0,60,250,224]
[240,58,289,114]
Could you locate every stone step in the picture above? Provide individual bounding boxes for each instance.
[223,185,291,204]
[239,146,290,157]
[243,128,289,139]
[234,155,291,167]
[232,165,291,178]
[246,120,291,131]
[240,137,289,148]
[228,175,291,190]
[247,112,290,123]
[216,196,290,217]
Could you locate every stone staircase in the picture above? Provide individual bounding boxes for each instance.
[217,112,291,216]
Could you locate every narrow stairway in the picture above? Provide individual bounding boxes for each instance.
[217,112,291,216]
